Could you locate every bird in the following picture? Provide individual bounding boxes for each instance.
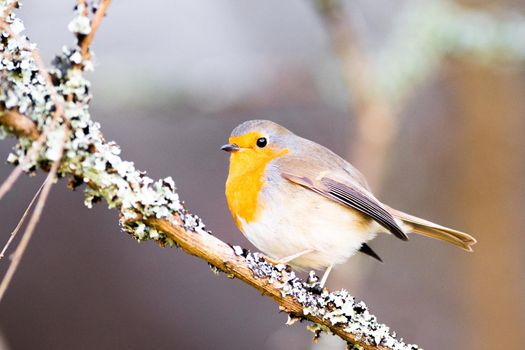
[222,120,476,286]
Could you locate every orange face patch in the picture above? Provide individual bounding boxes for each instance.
[225,132,288,228]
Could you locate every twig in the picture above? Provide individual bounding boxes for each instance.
[0,153,60,302]
[77,0,89,16]
[79,0,111,60]
[0,166,23,202]
[0,0,18,20]
[0,108,39,140]
[0,137,47,202]
[0,178,47,260]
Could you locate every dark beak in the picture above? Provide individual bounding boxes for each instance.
[221,143,240,152]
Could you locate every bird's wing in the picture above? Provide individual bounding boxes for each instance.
[281,170,408,241]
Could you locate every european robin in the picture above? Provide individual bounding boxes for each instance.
[222,120,476,286]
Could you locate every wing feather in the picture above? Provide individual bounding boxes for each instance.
[282,172,408,241]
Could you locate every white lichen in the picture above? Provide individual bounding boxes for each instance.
[237,248,421,350]
[67,15,91,36]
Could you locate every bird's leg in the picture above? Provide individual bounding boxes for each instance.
[265,249,314,265]
[278,249,314,263]
[319,264,334,288]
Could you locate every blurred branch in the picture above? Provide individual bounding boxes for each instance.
[314,0,525,189]
[0,156,60,302]
[451,58,525,350]
[376,0,525,106]
[0,0,17,19]
[451,2,525,348]
[315,0,397,190]
[0,109,39,140]
[77,0,111,61]
[0,178,46,260]
[0,3,420,349]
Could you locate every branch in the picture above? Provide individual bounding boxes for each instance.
[314,0,398,189]
[0,3,420,349]
[149,220,395,350]
[0,108,38,140]
[0,177,46,260]
[75,0,111,61]
[0,156,61,302]
[0,0,17,19]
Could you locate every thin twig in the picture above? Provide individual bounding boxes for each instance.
[0,166,23,202]
[0,0,18,20]
[77,0,89,16]
[79,0,111,60]
[0,154,60,302]
[0,108,39,140]
[0,178,47,260]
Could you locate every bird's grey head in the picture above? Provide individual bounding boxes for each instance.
[230,120,291,138]
[222,120,295,153]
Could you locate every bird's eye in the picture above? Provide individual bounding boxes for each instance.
[256,137,268,148]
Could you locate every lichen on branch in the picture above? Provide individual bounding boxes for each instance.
[0,2,420,349]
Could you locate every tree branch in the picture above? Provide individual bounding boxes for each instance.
[315,0,398,190]
[0,0,17,19]
[77,0,111,61]
[0,3,420,349]
[0,108,38,140]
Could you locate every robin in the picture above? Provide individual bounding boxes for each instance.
[222,120,476,286]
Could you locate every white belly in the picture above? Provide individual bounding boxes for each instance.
[238,185,379,271]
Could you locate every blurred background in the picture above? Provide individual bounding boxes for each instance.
[1,0,524,349]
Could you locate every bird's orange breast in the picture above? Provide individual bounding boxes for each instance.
[225,158,266,227]
[225,133,287,228]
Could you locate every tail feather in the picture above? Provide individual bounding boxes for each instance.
[389,208,477,252]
